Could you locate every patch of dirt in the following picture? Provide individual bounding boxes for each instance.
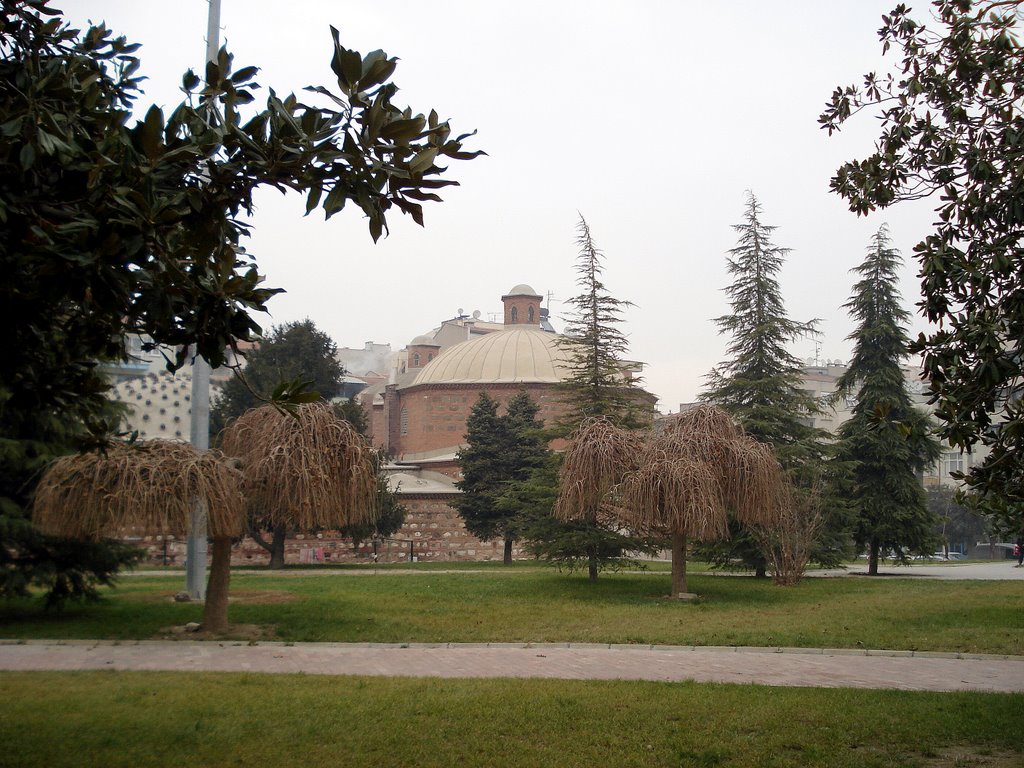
[920,748,1023,767]
[154,623,278,642]
[130,589,298,605]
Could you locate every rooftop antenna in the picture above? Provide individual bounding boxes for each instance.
[813,340,822,367]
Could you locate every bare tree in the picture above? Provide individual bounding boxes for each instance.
[750,482,824,586]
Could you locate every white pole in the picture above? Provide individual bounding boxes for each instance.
[184,0,222,601]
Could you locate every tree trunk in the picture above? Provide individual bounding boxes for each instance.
[268,524,287,569]
[249,522,288,568]
[671,531,687,597]
[754,563,767,579]
[867,541,879,576]
[503,535,513,565]
[202,536,232,633]
[587,547,598,582]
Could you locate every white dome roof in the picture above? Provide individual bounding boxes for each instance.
[410,328,570,386]
[504,283,539,297]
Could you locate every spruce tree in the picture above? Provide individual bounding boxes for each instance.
[701,193,834,575]
[834,226,940,575]
[454,393,512,561]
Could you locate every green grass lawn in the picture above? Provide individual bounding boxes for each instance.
[2,567,1022,654]
[0,671,1020,768]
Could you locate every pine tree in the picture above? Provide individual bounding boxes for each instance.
[701,193,835,575]
[454,393,516,563]
[454,391,549,564]
[834,226,940,575]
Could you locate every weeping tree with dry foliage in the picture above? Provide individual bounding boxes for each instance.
[34,402,378,634]
[220,402,379,562]
[33,440,244,630]
[556,405,785,597]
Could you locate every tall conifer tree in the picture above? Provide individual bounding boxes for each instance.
[701,193,832,574]
[540,216,657,580]
[834,226,940,575]
[704,193,823,461]
[455,391,549,563]
[557,217,650,430]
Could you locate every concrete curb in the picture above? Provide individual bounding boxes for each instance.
[2,637,1021,662]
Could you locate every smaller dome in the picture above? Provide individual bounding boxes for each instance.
[505,283,539,297]
[410,334,439,346]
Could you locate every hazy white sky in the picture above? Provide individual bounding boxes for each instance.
[68,1,938,411]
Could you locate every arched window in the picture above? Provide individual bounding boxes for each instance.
[528,305,535,323]
[510,306,518,323]
[400,408,409,435]
[413,352,420,367]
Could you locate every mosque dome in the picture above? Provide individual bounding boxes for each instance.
[410,333,439,346]
[410,327,570,386]
[504,283,539,297]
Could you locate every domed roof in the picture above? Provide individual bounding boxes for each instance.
[410,333,439,346]
[504,283,539,297]
[410,328,571,386]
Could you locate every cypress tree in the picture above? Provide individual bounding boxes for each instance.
[834,226,940,575]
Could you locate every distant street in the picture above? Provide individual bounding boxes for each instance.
[807,561,1024,581]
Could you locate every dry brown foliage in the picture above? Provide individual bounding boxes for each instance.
[554,417,644,522]
[658,406,783,528]
[33,440,243,540]
[616,453,728,540]
[220,402,378,530]
[557,405,785,541]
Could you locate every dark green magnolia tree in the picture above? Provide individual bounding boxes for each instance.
[700,192,840,575]
[833,227,940,575]
[820,0,1024,535]
[455,391,547,564]
[543,217,658,580]
[0,0,479,600]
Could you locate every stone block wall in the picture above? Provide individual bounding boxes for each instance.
[130,494,524,567]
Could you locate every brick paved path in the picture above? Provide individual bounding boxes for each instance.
[2,640,1022,692]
